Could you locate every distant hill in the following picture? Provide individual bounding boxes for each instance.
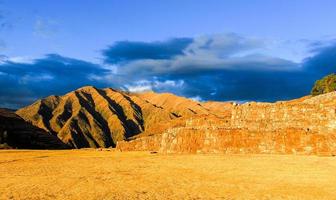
[0,108,69,149]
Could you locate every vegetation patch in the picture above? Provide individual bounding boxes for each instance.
[311,73,336,96]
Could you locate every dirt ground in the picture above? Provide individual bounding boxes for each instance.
[0,150,336,200]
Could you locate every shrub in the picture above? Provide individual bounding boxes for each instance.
[311,73,336,96]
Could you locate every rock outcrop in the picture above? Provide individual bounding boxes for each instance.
[0,108,69,149]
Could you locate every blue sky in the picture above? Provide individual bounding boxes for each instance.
[0,0,336,108]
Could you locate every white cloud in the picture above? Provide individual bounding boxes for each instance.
[126,85,152,93]
[154,79,184,88]
[0,55,38,65]
[124,80,153,92]
[7,56,36,64]
[100,63,119,74]
[189,96,203,102]
[124,79,185,93]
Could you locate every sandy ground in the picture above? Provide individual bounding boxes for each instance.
[1,150,336,200]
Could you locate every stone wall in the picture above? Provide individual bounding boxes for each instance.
[117,92,336,155]
[117,127,336,155]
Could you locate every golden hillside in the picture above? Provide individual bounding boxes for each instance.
[16,86,224,148]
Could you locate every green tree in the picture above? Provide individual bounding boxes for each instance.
[311,73,336,96]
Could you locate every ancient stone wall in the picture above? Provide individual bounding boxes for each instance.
[117,127,336,155]
[117,92,336,155]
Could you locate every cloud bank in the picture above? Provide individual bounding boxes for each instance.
[1,33,336,108]
[0,54,111,108]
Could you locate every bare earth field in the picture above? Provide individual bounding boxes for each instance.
[1,150,336,200]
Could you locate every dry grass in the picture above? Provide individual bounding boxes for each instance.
[1,150,336,200]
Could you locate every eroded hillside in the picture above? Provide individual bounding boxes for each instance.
[16,86,222,148]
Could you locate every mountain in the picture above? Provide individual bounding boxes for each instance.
[17,86,225,148]
[0,108,69,149]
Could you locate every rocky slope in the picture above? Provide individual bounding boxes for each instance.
[0,108,69,149]
[16,86,221,148]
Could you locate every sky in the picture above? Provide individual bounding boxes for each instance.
[0,0,336,108]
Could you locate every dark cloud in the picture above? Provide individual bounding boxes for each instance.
[178,42,336,102]
[102,38,193,64]
[173,70,309,102]
[102,35,336,102]
[2,34,336,109]
[303,42,336,76]
[0,54,112,108]
[106,35,297,77]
